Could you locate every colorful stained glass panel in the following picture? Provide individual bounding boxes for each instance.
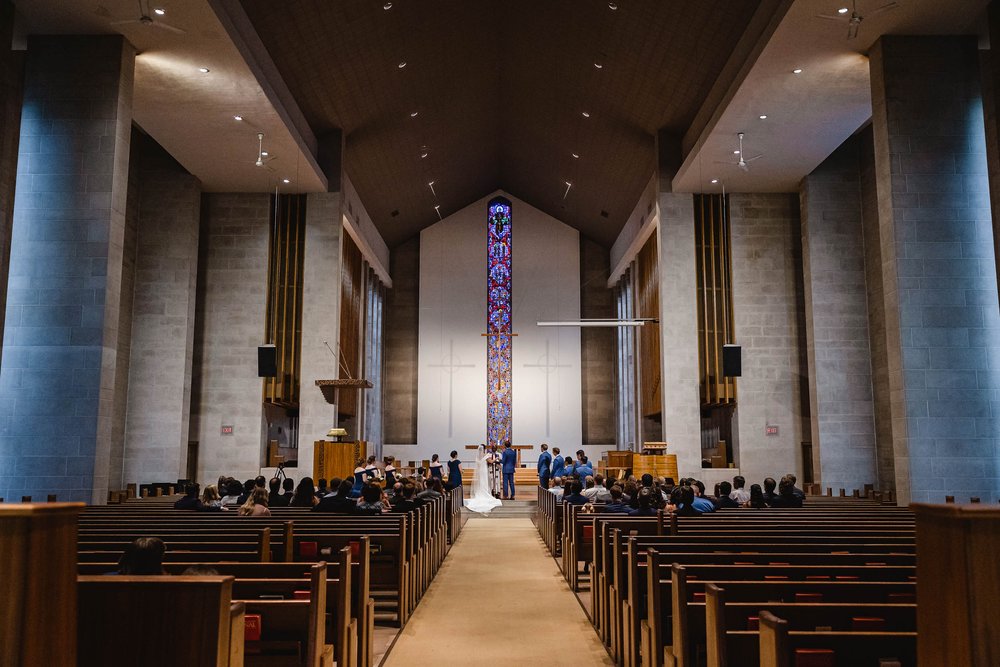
[487,197,512,446]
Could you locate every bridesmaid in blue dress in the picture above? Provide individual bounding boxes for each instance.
[383,456,397,488]
[429,454,444,483]
[446,451,462,490]
[350,459,368,498]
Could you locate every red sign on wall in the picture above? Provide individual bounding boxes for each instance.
[765,425,779,436]
[221,425,234,435]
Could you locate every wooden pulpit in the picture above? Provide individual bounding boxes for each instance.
[314,440,367,483]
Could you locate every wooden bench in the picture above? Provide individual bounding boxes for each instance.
[758,610,915,667]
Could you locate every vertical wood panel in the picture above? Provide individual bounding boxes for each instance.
[694,194,735,406]
[636,235,661,418]
[338,233,364,417]
[263,194,306,406]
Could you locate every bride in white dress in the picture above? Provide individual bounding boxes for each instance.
[464,444,503,514]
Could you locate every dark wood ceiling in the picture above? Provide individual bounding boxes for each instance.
[241,0,761,247]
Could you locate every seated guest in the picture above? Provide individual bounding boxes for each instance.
[315,478,329,499]
[662,477,676,494]
[628,488,658,516]
[281,477,295,502]
[239,487,271,516]
[391,484,422,513]
[418,477,446,500]
[668,486,700,517]
[236,479,255,505]
[221,480,243,505]
[268,478,289,507]
[770,475,804,508]
[327,477,342,497]
[118,537,167,575]
[356,483,387,515]
[762,477,778,506]
[746,483,767,509]
[290,477,319,507]
[603,486,631,513]
[690,481,717,513]
[313,479,357,513]
[583,474,612,503]
[787,473,806,503]
[173,483,203,510]
[640,473,654,489]
[622,480,639,506]
[201,484,225,510]
[254,475,266,489]
[730,475,750,504]
[716,481,740,508]
[563,481,589,506]
[548,476,565,498]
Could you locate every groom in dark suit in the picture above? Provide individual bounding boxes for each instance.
[501,441,518,499]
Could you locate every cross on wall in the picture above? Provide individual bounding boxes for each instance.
[428,339,475,437]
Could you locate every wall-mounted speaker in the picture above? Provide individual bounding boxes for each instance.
[722,344,741,377]
[258,345,278,377]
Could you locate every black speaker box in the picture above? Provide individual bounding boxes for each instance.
[258,345,278,377]
[722,344,741,377]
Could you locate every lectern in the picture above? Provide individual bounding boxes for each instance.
[313,378,374,482]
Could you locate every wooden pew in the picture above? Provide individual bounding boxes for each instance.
[758,610,916,667]
[705,583,916,667]
[78,575,245,666]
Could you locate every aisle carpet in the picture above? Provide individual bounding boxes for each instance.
[382,517,613,666]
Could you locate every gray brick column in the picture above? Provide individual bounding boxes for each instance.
[0,36,134,504]
[869,35,1000,504]
[190,194,270,484]
[657,192,702,477]
[581,237,616,449]
[384,237,419,445]
[297,192,343,474]
[122,136,201,485]
[800,135,878,492]
[730,193,806,484]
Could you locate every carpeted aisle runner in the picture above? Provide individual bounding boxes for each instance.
[382,517,613,666]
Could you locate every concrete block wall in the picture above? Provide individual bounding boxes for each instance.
[122,135,201,486]
[657,192,703,477]
[729,192,805,485]
[800,134,878,492]
[383,236,419,445]
[870,36,1000,503]
[580,236,615,448]
[0,36,134,504]
[297,192,342,473]
[190,193,270,485]
[0,2,23,371]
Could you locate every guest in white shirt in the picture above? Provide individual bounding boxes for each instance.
[729,475,751,504]
[582,474,613,503]
[548,476,565,498]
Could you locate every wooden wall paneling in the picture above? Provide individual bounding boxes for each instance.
[338,234,364,417]
[637,235,661,418]
[263,194,306,406]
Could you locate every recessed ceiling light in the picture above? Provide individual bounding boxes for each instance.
[282,179,290,184]
[594,62,603,69]
[420,151,428,159]
[608,2,618,9]
[261,151,268,157]
[792,68,803,74]
[410,111,419,118]
[759,114,768,119]
[233,115,243,121]
[734,150,740,154]
[383,1,392,8]
[838,7,849,13]
[397,61,407,69]
[198,67,210,73]
[153,7,166,15]
[711,179,719,184]
[581,111,591,118]
[572,152,580,159]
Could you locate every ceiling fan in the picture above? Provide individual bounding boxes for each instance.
[110,0,185,34]
[818,0,899,40]
[255,133,278,172]
[716,133,762,172]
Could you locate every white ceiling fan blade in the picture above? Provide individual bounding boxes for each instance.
[745,154,764,163]
[738,162,750,173]
[110,19,142,26]
[847,22,860,39]
[713,160,735,165]
[816,13,845,21]
[152,21,186,34]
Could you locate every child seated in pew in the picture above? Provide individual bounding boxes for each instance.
[117,537,166,575]
[201,484,225,510]
[730,475,750,504]
[239,487,272,517]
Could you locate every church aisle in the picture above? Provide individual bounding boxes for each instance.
[382,517,613,666]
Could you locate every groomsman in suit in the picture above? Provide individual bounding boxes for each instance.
[501,441,518,499]
[551,447,565,479]
[537,443,552,489]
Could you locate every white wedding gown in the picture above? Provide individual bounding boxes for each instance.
[464,450,502,514]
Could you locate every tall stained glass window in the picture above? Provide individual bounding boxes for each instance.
[487,197,513,446]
